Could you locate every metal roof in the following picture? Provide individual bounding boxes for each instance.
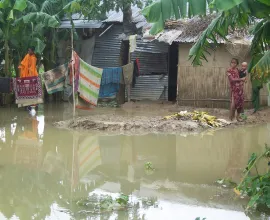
[60,7,148,29]
[103,7,149,30]
[59,20,104,29]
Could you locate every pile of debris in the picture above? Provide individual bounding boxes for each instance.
[164,111,231,128]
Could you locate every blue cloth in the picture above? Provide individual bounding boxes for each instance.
[99,67,122,98]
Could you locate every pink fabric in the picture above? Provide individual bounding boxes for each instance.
[227,68,244,110]
[69,51,80,92]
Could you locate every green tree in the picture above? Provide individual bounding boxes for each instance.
[142,0,270,80]
[0,0,149,76]
[0,0,60,76]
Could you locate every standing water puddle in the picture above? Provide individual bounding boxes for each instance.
[0,104,269,220]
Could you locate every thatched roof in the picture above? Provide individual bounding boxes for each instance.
[142,15,252,45]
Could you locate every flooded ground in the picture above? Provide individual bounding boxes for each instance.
[0,103,269,220]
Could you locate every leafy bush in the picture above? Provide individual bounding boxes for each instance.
[236,145,270,210]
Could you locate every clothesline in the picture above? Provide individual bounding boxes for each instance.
[0,50,140,108]
[43,50,140,108]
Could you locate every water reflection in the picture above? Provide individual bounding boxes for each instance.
[0,105,269,219]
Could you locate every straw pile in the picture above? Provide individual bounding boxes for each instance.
[164,111,230,128]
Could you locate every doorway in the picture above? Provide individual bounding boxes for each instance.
[168,43,179,101]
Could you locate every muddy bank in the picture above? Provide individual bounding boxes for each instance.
[55,115,208,134]
[54,101,270,134]
[56,102,269,133]
[54,102,228,134]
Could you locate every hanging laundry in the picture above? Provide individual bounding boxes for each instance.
[13,76,43,107]
[44,63,68,94]
[132,59,140,88]
[99,67,122,98]
[78,58,103,106]
[0,77,12,93]
[69,51,80,92]
[75,94,93,110]
[129,35,137,53]
[122,63,134,85]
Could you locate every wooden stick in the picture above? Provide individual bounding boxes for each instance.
[128,43,131,102]
[71,30,75,118]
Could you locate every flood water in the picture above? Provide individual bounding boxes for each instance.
[0,103,269,220]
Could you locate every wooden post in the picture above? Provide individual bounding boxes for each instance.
[71,29,76,118]
[127,44,131,102]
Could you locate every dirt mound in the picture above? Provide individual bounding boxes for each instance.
[55,113,228,135]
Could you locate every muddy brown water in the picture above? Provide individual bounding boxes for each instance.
[0,103,269,220]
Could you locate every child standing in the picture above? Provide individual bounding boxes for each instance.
[238,62,248,119]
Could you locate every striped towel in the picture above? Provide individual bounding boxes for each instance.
[79,136,101,179]
[78,59,103,106]
[44,64,68,94]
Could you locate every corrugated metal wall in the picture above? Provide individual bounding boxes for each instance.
[131,52,168,75]
[130,75,168,101]
[134,39,168,53]
[91,29,170,101]
[92,24,123,68]
[129,39,169,101]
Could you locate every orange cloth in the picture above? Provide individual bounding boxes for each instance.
[21,118,38,140]
[19,54,38,78]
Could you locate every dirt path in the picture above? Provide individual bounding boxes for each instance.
[54,101,270,134]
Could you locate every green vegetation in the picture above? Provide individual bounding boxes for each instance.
[74,194,160,219]
[216,145,270,211]
[144,162,155,171]
[236,145,270,211]
[142,0,270,80]
[144,162,155,175]
[76,194,129,213]
[215,178,237,188]
[0,0,149,77]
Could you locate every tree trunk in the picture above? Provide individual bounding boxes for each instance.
[43,30,57,71]
[4,39,9,77]
[14,52,21,77]
[122,4,137,35]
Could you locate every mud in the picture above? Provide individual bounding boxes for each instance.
[55,101,270,134]
[55,115,206,134]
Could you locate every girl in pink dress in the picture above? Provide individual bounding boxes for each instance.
[227,58,246,121]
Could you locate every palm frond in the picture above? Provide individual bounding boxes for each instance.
[251,51,270,81]
[250,19,270,54]
[40,0,63,15]
[22,12,60,28]
[142,0,246,34]
[188,13,230,65]
[26,1,38,12]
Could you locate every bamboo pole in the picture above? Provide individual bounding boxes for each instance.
[127,42,131,102]
[71,29,75,118]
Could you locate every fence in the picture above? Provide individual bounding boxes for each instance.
[177,66,268,108]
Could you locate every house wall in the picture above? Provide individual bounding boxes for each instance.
[129,39,169,101]
[92,24,123,68]
[76,36,96,65]
[177,43,268,108]
[57,29,96,66]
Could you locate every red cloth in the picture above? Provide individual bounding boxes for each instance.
[227,68,244,110]
[13,76,43,106]
[13,76,42,99]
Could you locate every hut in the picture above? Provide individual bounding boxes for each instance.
[143,16,268,108]
[58,8,172,103]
